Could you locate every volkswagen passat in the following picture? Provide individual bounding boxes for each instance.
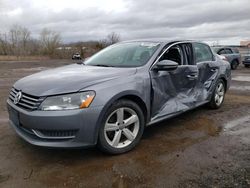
[7,40,231,154]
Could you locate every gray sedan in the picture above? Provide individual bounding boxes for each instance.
[7,39,231,154]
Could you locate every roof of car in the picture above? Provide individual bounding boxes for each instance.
[121,38,196,44]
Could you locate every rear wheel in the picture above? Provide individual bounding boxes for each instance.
[98,100,145,154]
[208,79,225,109]
[231,60,238,70]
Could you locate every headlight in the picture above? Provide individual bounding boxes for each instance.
[39,91,95,111]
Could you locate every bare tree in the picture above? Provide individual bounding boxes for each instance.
[106,32,121,45]
[0,32,9,55]
[8,25,31,56]
[98,32,121,49]
[40,28,61,56]
[21,27,31,52]
[26,38,41,55]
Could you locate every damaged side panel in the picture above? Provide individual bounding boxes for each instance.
[195,62,220,102]
[150,62,219,122]
[150,65,198,121]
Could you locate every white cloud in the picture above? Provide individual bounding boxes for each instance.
[29,0,128,12]
[6,8,23,16]
[0,0,249,44]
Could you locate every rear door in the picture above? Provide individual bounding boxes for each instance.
[150,43,199,121]
[192,42,220,104]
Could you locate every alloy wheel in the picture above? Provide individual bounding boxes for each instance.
[215,82,225,106]
[104,107,140,148]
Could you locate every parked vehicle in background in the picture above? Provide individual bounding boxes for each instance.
[242,55,250,68]
[211,47,241,70]
[217,54,228,62]
[7,39,231,154]
[72,53,81,60]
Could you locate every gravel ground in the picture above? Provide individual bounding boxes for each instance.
[0,60,249,188]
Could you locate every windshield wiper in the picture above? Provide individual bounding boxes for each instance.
[76,61,85,65]
[93,64,114,67]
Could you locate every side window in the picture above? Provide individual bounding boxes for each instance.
[193,43,213,63]
[159,45,183,65]
[218,49,227,55]
[181,43,194,65]
[233,48,239,53]
[225,48,233,54]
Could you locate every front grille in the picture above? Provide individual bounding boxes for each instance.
[9,88,44,111]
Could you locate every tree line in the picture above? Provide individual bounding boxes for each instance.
[0,25,61,57]
[0,25,120,58]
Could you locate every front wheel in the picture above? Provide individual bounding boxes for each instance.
[208,79,225,109]
[98,100,145,154]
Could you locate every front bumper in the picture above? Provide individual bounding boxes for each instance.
[7,99,103,148]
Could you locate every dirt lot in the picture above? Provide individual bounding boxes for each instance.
[0,60,249,188]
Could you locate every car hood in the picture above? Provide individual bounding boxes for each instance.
[14,64,137,96]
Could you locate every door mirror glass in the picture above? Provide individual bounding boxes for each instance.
[153,60,178,71]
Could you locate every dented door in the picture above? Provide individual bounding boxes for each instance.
[150,65,199,121]
[192,42,220,105]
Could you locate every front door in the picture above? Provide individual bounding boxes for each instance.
[150,43,199,121]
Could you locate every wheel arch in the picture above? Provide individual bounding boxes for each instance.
[93,91,149,144]
[233,58,239,64]
[219,76,228,92]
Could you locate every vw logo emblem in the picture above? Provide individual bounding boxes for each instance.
[14,91,22,104]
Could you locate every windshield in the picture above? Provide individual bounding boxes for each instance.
[85,42,160,67]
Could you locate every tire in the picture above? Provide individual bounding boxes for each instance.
[231,60,238,70]
[98,99,145,154]
[208,79,225,109]
[245,64,250,68]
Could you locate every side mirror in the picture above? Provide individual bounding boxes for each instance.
[153,60,179,71]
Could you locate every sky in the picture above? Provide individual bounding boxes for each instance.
[0,0,250,45]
